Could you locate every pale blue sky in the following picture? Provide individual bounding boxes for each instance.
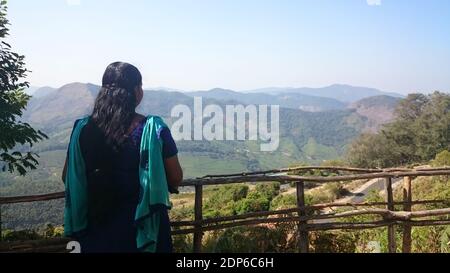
[6,0,450,94]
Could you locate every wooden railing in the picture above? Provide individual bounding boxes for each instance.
[1,166,450,253]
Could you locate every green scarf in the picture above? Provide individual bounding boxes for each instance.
[64,115,172,253]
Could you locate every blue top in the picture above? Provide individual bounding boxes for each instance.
[72,117,177,253]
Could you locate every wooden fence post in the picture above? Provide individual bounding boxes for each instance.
[402,176,412,253]
[385,178,396,253]
[296,181,309,253]
[193,184,203,253]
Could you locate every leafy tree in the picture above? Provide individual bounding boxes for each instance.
[347,92,450,168]
[346,133,399,168]
[203,185,249,218]
[0,0,47,175]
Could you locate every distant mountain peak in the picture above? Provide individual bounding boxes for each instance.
[32,86,57,98]
[207,88,237,93]
[59,82,91,89]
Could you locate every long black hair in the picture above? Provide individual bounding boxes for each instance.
[91,62,142,150]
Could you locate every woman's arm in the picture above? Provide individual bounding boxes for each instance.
[164,155,183,191]
[159,127,182,192]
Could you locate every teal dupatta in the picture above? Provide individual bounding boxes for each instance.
[64,116,172,253]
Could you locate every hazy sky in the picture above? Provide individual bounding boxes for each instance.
[6,0,450,94]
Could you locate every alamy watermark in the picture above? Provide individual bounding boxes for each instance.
[170,97,280,152]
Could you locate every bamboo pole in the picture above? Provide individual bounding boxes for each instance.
[385,178,396,253]
[0,192,65,205]
[180,169,450,186]
[296,181,309,253]
[402,176,412,253]
[199,166,385,179]
[2,169,450,205]
[193,184,203,253]
[171,200,449,228]
[170,218,450,235]
[173,207,450,230]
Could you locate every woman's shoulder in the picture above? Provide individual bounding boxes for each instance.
[140,115,168,129]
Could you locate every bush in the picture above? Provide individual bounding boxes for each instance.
[441,227,450,253]
[172,234,193,253]
[209,226,289,253]
[270,194,297,210]
[432,150,450,167]
[310,231,358,253]
[254,182,280,201]
[203,184,249,218]
[323,182,346,201]
[43,224,64,238]
[234,196,270,214]
[170,205,194,221]
[206,184,249,205]
[2,229,42,242]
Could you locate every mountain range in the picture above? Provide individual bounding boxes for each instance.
[19,82,402,177]
[245,84,403,102]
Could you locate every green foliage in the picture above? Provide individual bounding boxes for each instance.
[234,194,270,214]
[322,182,346,201]
[364,189,384,203]
[2,229,42,242]
[254,182,280,202]
[0,0,47,175]
[172,234,193,253]
[43,224,64,238]
[346,133,399,168]
[310,231,358,253]
[234,183,280,214]
[432,150,450,167]
[1,224,63,242]
[270,194,297,210]
[441,226,450,253]
[169,205,194,222]
[206,226,290,253]
[347,92,450,168]
[203,184,249,218]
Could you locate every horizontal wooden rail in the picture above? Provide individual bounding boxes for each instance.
[171,218,450,235]
[170,207,450,232]
[198,166,387,178]
[184,169,450,186]
[171,199,449,227]
[197,166,450,179]
[0,192,65,205]
[2,168,449,205]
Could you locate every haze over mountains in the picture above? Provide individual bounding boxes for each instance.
[245,84,404,102]
[21,82,402,175]
[25,83,403,112]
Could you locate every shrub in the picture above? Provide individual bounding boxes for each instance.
[270,194,297,210]
[432,150,450,167]
[211,226,289,253]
